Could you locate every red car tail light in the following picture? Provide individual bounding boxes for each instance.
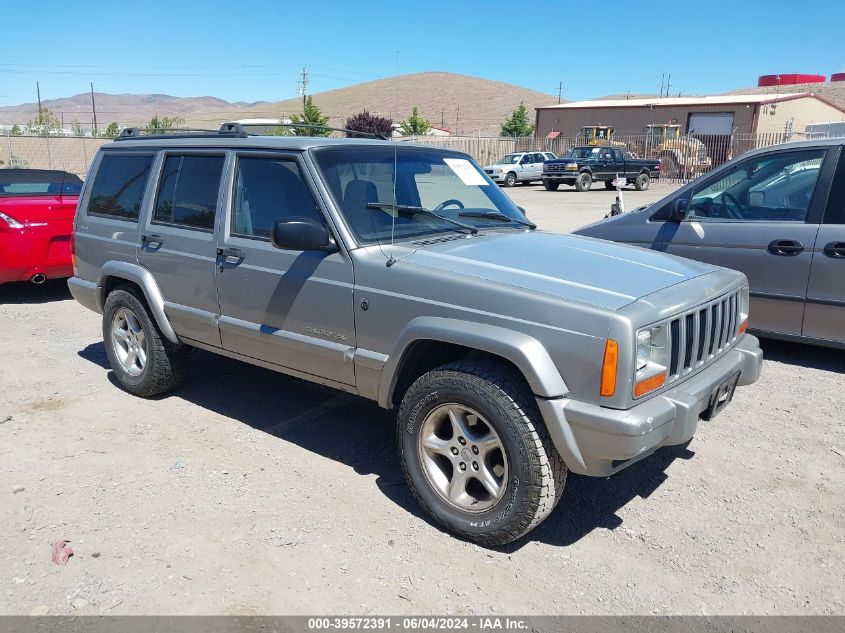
[0,211,25,231]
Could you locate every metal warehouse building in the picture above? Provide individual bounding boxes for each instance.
[535,92,845,139]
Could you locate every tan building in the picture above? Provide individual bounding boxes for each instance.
[535,93,845,139]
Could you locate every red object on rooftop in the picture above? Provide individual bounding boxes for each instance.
[831,73,845,82]
[758,74,825,87]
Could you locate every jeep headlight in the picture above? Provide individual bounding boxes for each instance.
[634,324,669,397]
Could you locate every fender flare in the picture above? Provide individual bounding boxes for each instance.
[378,317,569,408]
[96,261,179,344]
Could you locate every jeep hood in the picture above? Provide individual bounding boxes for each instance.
[402,231,718,311]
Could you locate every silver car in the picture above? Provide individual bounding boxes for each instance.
[576,139,845,349]
[68,125,762,545]
[482,151,556,186]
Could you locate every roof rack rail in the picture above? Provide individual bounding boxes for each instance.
[230,121,389,140]
[115,123,249,142]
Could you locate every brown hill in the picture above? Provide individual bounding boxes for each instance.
[728,81,845,109]
[169,72,558,136]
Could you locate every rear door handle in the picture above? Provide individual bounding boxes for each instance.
[767,239,804,256]
[141,233,163,247]
[823,241,845,258]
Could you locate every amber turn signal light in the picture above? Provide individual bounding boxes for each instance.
[634,372,667,398]
[738,319,748,335]
[600,339,618,397]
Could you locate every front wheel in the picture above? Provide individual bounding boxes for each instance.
[634,173,650,191]
[397,360,567,546]
[575,172,593,192]
[543,180,559,191]
[102,285,185,397]
[504,172,517,187]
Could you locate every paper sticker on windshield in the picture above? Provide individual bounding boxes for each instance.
[444,158,487,186]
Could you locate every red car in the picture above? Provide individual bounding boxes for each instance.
[0,169,83,285]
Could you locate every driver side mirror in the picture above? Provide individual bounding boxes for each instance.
[669,198,688,222]
[271,217,337,253]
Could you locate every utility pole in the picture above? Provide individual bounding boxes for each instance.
[659,74,664,98]
[558,81,563,104]
[665,74,671,97]
[297,65,309,106]
[455,105,459,136]
[36,81,42,117]
[441,108,445,127]
[90,83,98,135]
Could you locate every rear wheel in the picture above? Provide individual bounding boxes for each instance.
[102,285,185,397]
[543,180,559,191]
[504,172,517,187]
[635,173,650,191]
[575,172,593,192]
[397,360,567,546]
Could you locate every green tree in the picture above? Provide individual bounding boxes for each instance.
[289,96,330,136]
[26,107,61,135]
[398,106,431,136]
[103,122,121,138]
[10,124,22,136]
[143,115,186,134]
[70,119,84,136]
[500,102,534,138]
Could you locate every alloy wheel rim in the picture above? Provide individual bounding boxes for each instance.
[418,403,508,513]
[111,307,147,377]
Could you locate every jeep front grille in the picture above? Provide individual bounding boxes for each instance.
[666,289,741,382]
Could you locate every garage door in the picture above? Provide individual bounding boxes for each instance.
[688,112,735,135]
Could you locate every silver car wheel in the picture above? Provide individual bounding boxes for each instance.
[418,403,508,513]
[111,307,147,377]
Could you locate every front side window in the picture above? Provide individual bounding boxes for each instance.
[232,156,323,239]
[687,149,825,222]
[521,154,533,164]
[153,155,225,230]
[313,146,529,244]
[87,154,154,220]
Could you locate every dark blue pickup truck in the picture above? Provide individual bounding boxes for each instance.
[542,146,661,192]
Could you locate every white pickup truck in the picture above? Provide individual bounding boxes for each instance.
[483,151,557,187]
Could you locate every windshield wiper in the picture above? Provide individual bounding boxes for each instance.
[366,202,478,234]
[458,210,536,229]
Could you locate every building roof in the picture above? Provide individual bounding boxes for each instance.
[537,92,820,110]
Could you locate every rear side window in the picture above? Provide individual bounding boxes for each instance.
[153,155,225,230]
[823,152,845,225]
[87,154,154,220]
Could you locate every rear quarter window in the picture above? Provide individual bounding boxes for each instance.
[87,154,154,221]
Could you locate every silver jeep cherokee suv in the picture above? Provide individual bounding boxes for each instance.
[68,124,763,545]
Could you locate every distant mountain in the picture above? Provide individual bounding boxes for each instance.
[0,93,270,127]
[0,72,559,135]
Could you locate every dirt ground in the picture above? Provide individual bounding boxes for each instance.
[1,183,843,616]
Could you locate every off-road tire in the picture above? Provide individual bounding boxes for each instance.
[575,172,593,192]
[543,180,559,191]
[504,172,517,187]
[397,360,567,546]
[635,173,650,191]
[102,285,186,397]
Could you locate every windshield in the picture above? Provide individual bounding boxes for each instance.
[313,146,529,244]
[497,154,521,164]
[0,170,82,196]
[567,147,600,159]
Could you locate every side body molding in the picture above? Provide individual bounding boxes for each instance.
[96,261,179,344]
[378,317,568,408]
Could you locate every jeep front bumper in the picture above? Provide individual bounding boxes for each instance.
[536,334,763,477]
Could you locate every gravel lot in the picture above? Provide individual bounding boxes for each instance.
[1,182,843,616]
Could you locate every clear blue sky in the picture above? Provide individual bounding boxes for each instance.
[1,0,842,108]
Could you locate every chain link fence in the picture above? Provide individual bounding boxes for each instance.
[1,129,809,183]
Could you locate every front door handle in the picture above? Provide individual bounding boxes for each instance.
[823,241,845,258]
[767,239,804,256]
[216,247,245,265]
[141,233,163,248]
